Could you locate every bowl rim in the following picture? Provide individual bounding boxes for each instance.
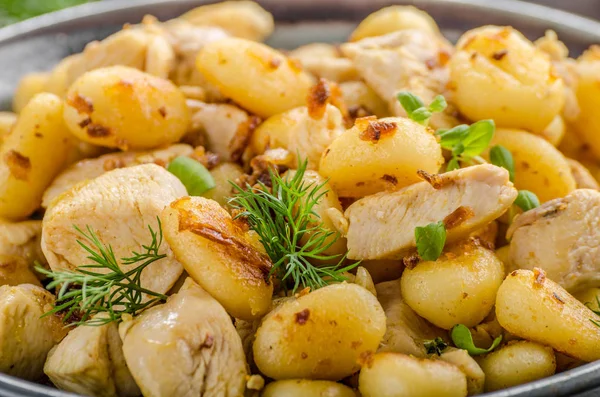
[0,0,599,396]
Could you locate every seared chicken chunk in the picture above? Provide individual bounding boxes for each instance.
[507,189,600,292]
[0,219,45,267]
[289,43,359,82]
[42,164,186,296]
[44,320,139,397]
[345,164,517,260]
[0,284,67,380]
[120,278,247,397]
[42,144,193,208]
[376,279,446,357]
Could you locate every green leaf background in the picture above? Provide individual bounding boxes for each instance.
[0,0,98,27]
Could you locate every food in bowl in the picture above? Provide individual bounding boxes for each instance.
[0,1,599,396]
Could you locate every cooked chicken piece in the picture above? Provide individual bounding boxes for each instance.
[345,164,517,260]
[0,255,41,287]
[438,347,485,395]
[341,30,457,129]
[567,159,599,190]
[42,144,193,208]
[0,219,45,268]
[44,320,140,397]
[42,164,186,295]
[120,278,247,397]
[376,279,446,357]
[339,81,390,119]
[507,189,600,292]
[0,284,67,380]
[289,43,359,82]
[189,102,257,162]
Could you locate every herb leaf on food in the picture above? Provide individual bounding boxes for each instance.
[513,190,540,212]
[490,144,515,182]
[397,92,447,126]
[451,324,503,356]
[415,221,447,262]
[167,156,216,196]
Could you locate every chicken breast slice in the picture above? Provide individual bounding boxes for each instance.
[0,219,45,268]
[376,279,447,357]
[0,284,67,380]
[119,278,247,397]
[42,144,193,208]
[42,164,186,295]
[345,164,517,260]
[507,189,600,292]
[44,320,140,397]
[341,30,457,129]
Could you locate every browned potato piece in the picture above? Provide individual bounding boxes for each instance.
[196,38,314,118]
[0,255,41,287]
[161,196,273,320]
[253,283,386,380]
[496,269,600,362]
[262,380,356,397]
[319,117,443,197]
[63,66,189,150]
[349,6,440,42]
[358,352,467,397]
[0,93,72,220]
[12,73,49,113]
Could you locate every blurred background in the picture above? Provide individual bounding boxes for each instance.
[0,0,599,27]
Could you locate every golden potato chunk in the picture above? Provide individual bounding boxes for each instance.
[253,283,386,380]
[496,269,600,362]
[262,380,356,397]
[161,196,273,320]
[63,66,189,150]
[349,5,440,41]
[196,38,314,118]
[12,72,49,113]
[319,117,443,197]
[450,26,564,134]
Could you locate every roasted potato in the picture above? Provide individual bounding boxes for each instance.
[0,93,72,220]
[197,38,314,118]
[12,72,49,113]
[253,283,386,380]
[319,117,443,197]
[572,50,600,160]
[496,269,600,362]
[63,66,189,150]
[262,380,356,397]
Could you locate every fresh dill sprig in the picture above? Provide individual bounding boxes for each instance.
[586,295,600,328]
[229,159,358,293]
[36,218,167,326]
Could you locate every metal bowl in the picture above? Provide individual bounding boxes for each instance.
[0,0,599,396]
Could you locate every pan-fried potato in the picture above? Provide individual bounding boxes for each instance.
[202,162,244,207]
[0,93,72,220]
[496,269,600,362]
[196,38,314,118]
[180,0,274,41]
[44,54,81,98]
[450,26,564,134]
[12,73,49,113]
[571,51,600,160]
[349,5,440,42]
[160,196,273,320]
[485,128,575,202]
[63,66,189,150]
[262,380,356,397]
[401,242,504,329]
[0,112,16,142]
[253,283,386,380]
[477,341,556,392]
[358,352,467,397]
[319,117,443,197]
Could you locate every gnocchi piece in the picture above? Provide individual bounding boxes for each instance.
[44,54,81,98]
[358,352,467,397]
[261,380,356,397]
[0,93,72,220]
[401,242,505,329]
[319,117,443,197]
[289,43,359,83]
[485,128,575,202]
[180,0,274,41]
[161,196,273,320]
[253,283,386,380]
[495,269,600,362]
[63,66,190,150]
[0,255,41,287]
[196,38,314,118]
[0,112,17,142]
[571,50,600,160]
[540,115,565,146]
[477,341,556,392]
[349,5,441,42]
[12,72,49,113]
[202,162,244,207]
[450,26,564,134]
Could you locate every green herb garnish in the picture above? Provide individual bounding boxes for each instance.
[514,190,540,212]
[490,144,515,182]
[167,156,215,196]
[415,221,447,261]
[424,337,448,356]
[585,295,600,328]
[229,159,358,292]
[397,91,447,126]
[438,120,495,171]
[451,324,503,356]
[36,219,167,326]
